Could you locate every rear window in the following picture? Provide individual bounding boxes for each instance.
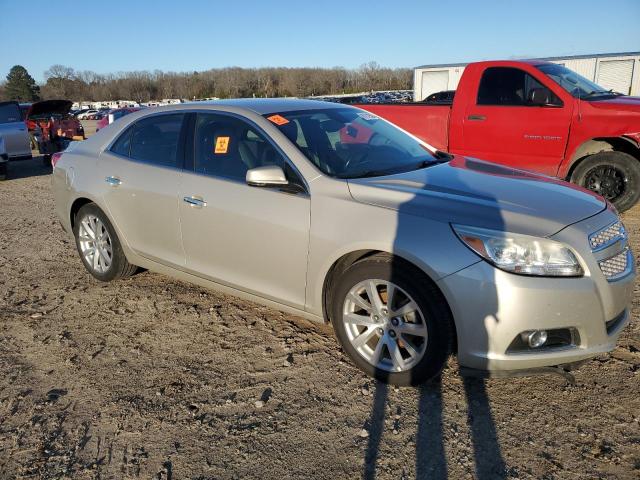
[0,103,21,124]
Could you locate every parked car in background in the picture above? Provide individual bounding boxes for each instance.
[0,101,31,167]
[95,107,142,132]
[26,100,85,163]
[51,99,634,385]
[357,60,640,212]
[422,90,456,104]
[77,110,98,120]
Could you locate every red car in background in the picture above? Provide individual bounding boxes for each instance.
[357,60,640,212]
[95,107,142,132]
[26,100,84,162]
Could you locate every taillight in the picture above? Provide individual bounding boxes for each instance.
[51,152,63,168]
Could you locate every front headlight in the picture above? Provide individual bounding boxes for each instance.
[452,225,583,277]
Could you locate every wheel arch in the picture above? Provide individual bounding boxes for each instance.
[565,136,640,181]
[321,249,458,351]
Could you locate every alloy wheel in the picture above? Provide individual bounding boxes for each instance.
[584,165,627,201]
[342,279,428,372]
[78,214,113,274]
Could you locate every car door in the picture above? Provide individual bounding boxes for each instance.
[179,112,310,309]
[457,66,572,175]
[99,113,187,267]
[0,101,31,158]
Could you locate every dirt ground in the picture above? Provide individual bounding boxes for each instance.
[0,133,639,479]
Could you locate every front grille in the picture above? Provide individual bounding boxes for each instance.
[589,221,626,251]
[598,247,631,280]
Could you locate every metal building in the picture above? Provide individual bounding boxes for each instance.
[413,51,640,101]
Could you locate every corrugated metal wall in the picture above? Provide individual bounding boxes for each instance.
[414,54,640,101]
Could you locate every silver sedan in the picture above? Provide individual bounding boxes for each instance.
[52,99,635,385]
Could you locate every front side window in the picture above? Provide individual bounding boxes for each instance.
[194,113,286,181]
[0,102,21,124]
[477,67,562,106]
[536,63,620,99]
[129,113,184,168]
[265,108,440,179]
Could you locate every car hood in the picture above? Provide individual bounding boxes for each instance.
[588,96,640,113]
[347,156,606,237]
[27,100,73,118]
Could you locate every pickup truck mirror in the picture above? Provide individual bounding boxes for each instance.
[528,87,562,107]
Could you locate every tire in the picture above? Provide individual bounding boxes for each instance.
[570,151,640,213]
[73,203,137,282]
[330,253,454,386]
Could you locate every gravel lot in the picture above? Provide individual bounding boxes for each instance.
[1,136,639,479]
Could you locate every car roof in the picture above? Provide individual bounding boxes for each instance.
[183,98,346,115]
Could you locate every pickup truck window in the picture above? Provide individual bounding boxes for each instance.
[536,63,620,99]
[266,108,440,179]
[477,67,561,107]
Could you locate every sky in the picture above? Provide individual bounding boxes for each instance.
[1,0,639,82]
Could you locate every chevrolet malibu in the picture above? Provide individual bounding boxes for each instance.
[52,99,635,385]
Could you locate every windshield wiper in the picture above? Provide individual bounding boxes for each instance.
[583,89,623,98]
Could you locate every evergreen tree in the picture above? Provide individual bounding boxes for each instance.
[5,65,40,101]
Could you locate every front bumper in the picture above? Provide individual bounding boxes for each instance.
[437,209,635,371]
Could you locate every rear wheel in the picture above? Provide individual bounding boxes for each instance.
[571,151,640,212]
[73,203,137,281]
[331,254,454,386]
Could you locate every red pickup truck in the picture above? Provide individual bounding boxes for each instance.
[357,60,640,211]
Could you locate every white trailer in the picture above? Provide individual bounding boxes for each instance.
[414,51,640,101]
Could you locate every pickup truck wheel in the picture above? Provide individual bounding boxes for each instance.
[571,151,640,213]
[73,203,137,282]
[331,254,453,386]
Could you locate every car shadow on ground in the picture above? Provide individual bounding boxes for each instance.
[3,155,51,181]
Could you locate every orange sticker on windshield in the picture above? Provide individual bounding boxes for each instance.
[267,114,290,126]
[214,136,230,154]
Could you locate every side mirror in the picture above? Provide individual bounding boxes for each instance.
[528,87,562,107]
[246,165,288,187]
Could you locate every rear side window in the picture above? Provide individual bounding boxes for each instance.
[129,114,185,168]
[110,126,133,156]
[0,103,21,124]
[477,67,560,106]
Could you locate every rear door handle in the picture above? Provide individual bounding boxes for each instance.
[183,196,207,208]
[467,114,486,121]
[105,176,122,186]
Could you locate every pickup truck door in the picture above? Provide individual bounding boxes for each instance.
[0,101,31,159]
[456,66,572,176]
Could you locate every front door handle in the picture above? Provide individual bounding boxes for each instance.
[183,196,207,208]
[467,114,486,121]
[105,176,122,186]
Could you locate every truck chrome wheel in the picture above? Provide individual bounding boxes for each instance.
[342,279,428,372]
[78,214,113,274]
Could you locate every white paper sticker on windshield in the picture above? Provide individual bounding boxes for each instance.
[357,111,378,121]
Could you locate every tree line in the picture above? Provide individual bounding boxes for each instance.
[0,63,412,103]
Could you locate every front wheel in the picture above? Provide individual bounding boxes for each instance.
[331,254,454,386]
[571,151,640,212]
[73,203,137,281]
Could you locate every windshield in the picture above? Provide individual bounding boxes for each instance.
[264,108,440,178]
[537,64,621,99]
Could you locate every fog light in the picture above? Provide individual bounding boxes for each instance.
[525,330,548,348]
